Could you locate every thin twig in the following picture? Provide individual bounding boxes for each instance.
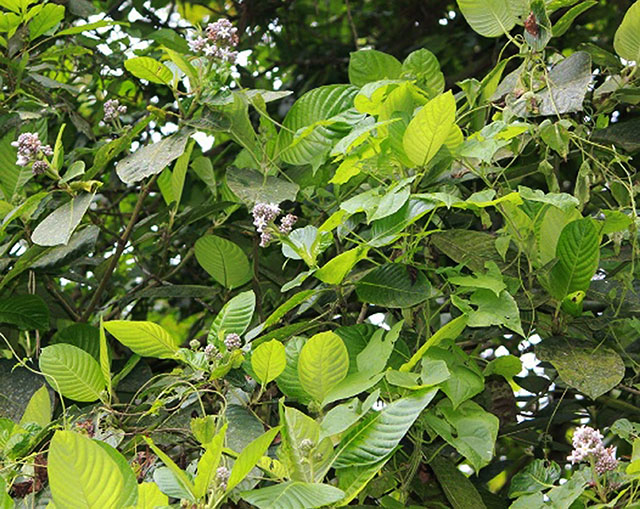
[80,177,156,321]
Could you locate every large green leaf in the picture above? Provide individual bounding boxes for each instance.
[278,403,334,482]
[51,323,100,359]
[210,290,256,339]
[430,455,487,509]
[251,340,286,384]
[241,481,344,509]
[195,234,252,289]
[29,3,64,40]
[227,167,299,204]
[614,1,640,62]
[401,49,445,98]
[333,388,437,468]
[104,320,180,359]
[403,91,456,167]
[193,426,225,498]
[348,49,402,87]
[134,482,168,508]
[124,56,173,84]
[336,454,392,506]
[116,129,192,184]
[143,436,195,501]
[355,263,430,308]
[31,192,94,246]
[48,430,134,509]
[0,294,49,330]
[424,399,499,472]
[536,337,625,399]
[549,218,599,300]
[227,426,281,492]
[277,85,358,166]
[298,331,349,403]
[276,337,312,404]
[39,344,106,402]
[19,385,51,428]
[456,0,517,37]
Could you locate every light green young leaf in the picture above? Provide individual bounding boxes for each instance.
[403,91,456,167]
[124,56,173,84]
[48,430,133,509]
[29,3,64,40]
[298,331,349,403]
[143,436,195,501]
[251,340,286,384]
[193,425,226,499]
[99,319,111,399]
[227,426,281,492]
[614,0,640,62]
[314,246,368,285]
[19,385,51,428]
[104,320,180,359]
[456,0,517,37]
[133,482,168,509]
[39,344,106,402]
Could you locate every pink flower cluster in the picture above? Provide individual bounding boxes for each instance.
[189,18,239,63]
[104,99,127,122]
[11,132,53,169]
[251,202,298,247]
[567,425,618,474]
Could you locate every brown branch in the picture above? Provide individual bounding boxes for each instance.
[80,177,156,321]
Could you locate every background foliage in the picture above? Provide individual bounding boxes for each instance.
[1,0,640,507]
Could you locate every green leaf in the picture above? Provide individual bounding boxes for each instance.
[356,321,402,374]
[31,192,94,246]
[401,315,469,372]
[549,218,600,300]
[277,84,358,166]
[227,167,299,204]
[320,391,379,440]
[335,454,392,506]
[124,56,173,84]
[430,455,487,509]
[0,294,49,330]
[55,20,121,36]
[484,355,521,380]
[193,426,226,498]
[432,229,504,272]
[423,344,484,408]
[552,0,596,37]
[116,129,192,184]
[403,91,456,167]
[134,482,168,509]
[524,0,551,51]
[333,388,437,468]
[314,246,368,285]
[19,385,51,428]
[355,263,430,308]
[39,344,106,402]
[241,481,344,509]
[94,441,138,508]
[195,234,252,289]
[456,0,517,37]
[51,323,100,359]
[278,403,333,482]
[448,262,506,296]
[321,372,385,406]
[454,288,525,337]
[281,225,332,267]
[104,320,180,359]
[51,123,65,172]
[143,436,195,501]
[536,337,625,399]
[348,49,402,87]
[424,399,499,472]
[99,319,112,399]
[170,138,194,207]
[263,290,317,329]
[29,3,64,40]
[227,426,281,492]
[614,0,640,62]
[401,49,445,98]
[509,459,561,498]
[276,337,312,404]
[61,160,86,183]
[251,340,286,385]
[298,331,349,403]
[48,430,133,509]
[210,290,256,338]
